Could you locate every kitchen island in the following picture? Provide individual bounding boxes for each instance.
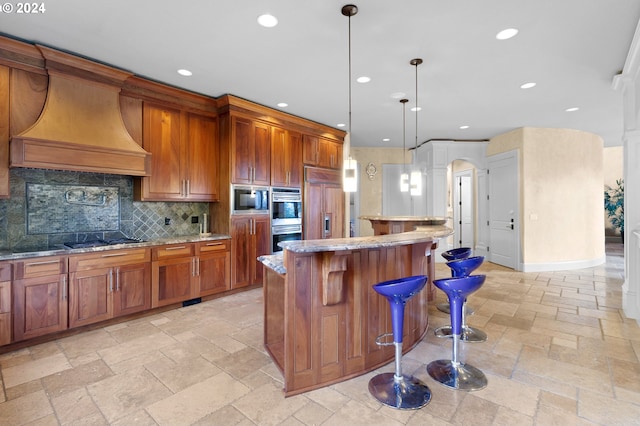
[259,226,453,396]
[359,215,449,236]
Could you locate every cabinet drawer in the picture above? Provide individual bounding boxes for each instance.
[0,262,10,281]
[153,243,195,260]
[14,256,67,279]
[70,248,151,271]
[197,240,230,254]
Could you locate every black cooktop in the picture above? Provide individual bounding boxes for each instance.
[63,238,144,249]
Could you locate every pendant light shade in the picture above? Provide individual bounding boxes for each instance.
[410,58,423,197]
[399,98,409,192]
[342,4,358,193]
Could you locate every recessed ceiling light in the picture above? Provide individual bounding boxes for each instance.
[496,28,519,40]
[257,14,278,27]
[565,107,579,112]
[337,123,346,128]
[382,138,390,142]
[520,82,536,89]
[177,69,192,76]
[460,125,470,129]
[410,106,422,112]
[277,102,288,108]
[356,76,371,83]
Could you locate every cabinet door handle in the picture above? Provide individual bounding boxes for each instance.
[108,269,114,293]
[115,267,120,291]
[196,257,200,276]
[186,179,190,197]
[61,275,67,300]
[165,246,187,251]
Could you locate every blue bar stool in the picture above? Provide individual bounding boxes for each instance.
[428,275,488,391]
[437,247,472,314]
[368,275,432,410]
[435,256,487,342]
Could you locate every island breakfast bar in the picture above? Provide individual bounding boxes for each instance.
[260,227,453,396]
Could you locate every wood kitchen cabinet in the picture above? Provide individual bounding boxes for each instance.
[304,167,345,240]
[271,127,302,188]
[68,248,151,328]
[231,116,271,186]
[303,135,343,170]
[0,262,11,345]
[152,243,196,307]
[196,239,231,297]
[136,103,218,201]
[152,240,231,306]
[231,215,270,289]
[13,256,68,342]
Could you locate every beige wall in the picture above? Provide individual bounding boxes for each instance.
[489,127,604,265]
[351,147,410,237]
[604,146,624,237]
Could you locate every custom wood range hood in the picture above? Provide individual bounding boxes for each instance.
[10,45,151,176]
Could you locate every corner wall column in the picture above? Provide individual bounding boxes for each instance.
[613,17,640,322]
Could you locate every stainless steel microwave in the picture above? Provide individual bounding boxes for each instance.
[231,185,269,214]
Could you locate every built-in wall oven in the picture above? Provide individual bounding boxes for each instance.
[271,187,302,252]
[231,185,269,214]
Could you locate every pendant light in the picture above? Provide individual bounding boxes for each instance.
[342,4,358,193]
[399,98,409,192]
[410,58,423,197]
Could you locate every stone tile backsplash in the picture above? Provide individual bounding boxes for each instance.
[0,169,211,252]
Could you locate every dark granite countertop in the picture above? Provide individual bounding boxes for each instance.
[0,234,231,261]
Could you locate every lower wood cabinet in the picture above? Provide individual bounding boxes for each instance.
[0,261,12,345]
[152,239,231,307]
[196,240,231,297]
[152,244,196,307]
[12,256,68,342]
[231,215,270,289]
[68,248,151,328]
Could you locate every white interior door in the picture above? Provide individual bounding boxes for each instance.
[454,171,474,248]
[488,151,519,269]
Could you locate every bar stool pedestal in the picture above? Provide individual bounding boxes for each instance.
[428,275,488,391]
[368,275,432,410]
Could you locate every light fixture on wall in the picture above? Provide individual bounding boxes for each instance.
[342,4,358,193]
[410,58,423,197]
[399,98,410,192]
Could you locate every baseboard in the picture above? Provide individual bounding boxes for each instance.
[520,255,606,272]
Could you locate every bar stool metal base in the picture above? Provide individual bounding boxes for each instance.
[426,359,488,391]
[434,325,487,342]
[368,373,432,410]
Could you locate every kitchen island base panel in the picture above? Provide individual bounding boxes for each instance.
[263,238,441,397]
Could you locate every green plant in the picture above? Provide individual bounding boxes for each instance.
[604,178,624,235]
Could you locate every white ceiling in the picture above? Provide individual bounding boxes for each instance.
[1,0,639,148]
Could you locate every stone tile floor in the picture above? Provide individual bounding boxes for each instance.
[1,243,639,425]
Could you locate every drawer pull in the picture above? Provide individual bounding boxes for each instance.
[165,246,187,251]
[101,252,129,258]
[25,260,59,267]
[205,243,222,247]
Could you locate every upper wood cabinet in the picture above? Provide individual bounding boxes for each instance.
[231,116,271,186]
[271,126,302,188]
[303,135,343,170]
[136,103,218,201]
